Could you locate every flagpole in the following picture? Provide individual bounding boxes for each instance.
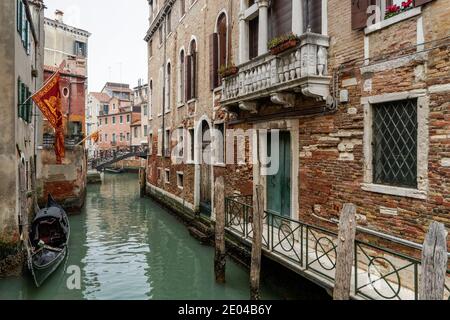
[76,128,102,146]
[20,60,67,106]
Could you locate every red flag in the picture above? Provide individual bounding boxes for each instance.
[32,72,65,164]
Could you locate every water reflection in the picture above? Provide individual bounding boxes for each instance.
[0,173,283,300]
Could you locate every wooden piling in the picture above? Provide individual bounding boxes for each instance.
[214,176,226,284]
[333,203,357,300]
[420,221,448,300]
[250,184,264,300]
[139,167,146,197]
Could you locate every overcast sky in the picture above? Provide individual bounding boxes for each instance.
[44,0,149,92]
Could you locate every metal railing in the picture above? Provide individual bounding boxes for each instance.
[225,195,450,300]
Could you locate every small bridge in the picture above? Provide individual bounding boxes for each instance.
[90,147,148,171]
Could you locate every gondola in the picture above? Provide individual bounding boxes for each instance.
[28,194,70,287]
[104,167,124,174]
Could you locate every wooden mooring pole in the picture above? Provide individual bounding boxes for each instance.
[139,167,146,197]
[420,221,448,300]
[333,203,357,300]
[214,177,226,283]
[250,184,264,300]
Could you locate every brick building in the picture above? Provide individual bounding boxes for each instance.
[145,0,449,299]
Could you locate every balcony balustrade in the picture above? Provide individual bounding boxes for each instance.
[222,33,332,112]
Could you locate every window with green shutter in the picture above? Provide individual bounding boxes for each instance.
[21,83,26,120]
[17,78,22,118]
[17,0,22,33]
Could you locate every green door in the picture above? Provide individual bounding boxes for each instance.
[267,131,291,218]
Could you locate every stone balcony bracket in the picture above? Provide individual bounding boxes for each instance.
[222,32,331,112]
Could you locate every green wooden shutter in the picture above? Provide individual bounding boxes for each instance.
[27,87,32,123]
[17,0,22,33]
[17,78,21,118]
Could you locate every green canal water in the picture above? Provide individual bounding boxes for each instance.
[0,173,311,300]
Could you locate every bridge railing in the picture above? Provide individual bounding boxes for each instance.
[225,195,450,300]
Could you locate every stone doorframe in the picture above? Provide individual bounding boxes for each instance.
[253,119,300,220]
[193,115,214,216]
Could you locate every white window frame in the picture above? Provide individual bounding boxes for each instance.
[361,91,429,200]
[177,172,184,190]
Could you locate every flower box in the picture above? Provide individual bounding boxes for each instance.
[219,65,239,78]
[268,33,300,55]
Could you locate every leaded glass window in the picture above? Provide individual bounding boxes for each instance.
[373,99,418,188]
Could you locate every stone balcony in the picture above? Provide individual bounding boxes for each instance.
[221,33,332,113]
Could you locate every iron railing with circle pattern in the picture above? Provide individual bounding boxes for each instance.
[225,195,450,300]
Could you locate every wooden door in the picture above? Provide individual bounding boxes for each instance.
[200,121,212,216]
[267,132,291,218]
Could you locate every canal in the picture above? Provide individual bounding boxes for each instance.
[0,173,320,300]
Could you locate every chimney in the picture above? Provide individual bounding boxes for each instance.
[55,10,64,23]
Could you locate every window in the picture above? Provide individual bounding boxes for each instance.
[149,133,153,154]
[113,116,116,124]
[112,133,116,142]
[164,169,170,184]
[74,41,87,57]
[214,123,225,164]
[166,62,171,111]
[149,80,153,116]
[188,128,195,162]
[164,129,171,157]
[180,0,186,16]
[210,13,228,89]
[249,17,259,60]
[157,129,162,156]
[17,78,32,123]
[127,115,130,123]
[143,104,148,116]
[105,134,108,141]
[105,118,108,125]
[149,40,153,58]
[186,39,198,100]
[177,172,184,189]
[134,127,138,138]
[270,0,293,39]
[179,50,185,104]
[167,10,172,34]
[103,104,109,114]
[303,0,322,34]
[373,99,418,188]
[144,125,148,137]
[17,0,30,54]
[352,0,424,30]
[120,115,123,124]
[120,133,124,142]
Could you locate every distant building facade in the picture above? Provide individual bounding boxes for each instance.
[37,9,91,212]
[101,82,132,101]
[133,80,149,147]
[97,95,140,151]
[86,92,110,157]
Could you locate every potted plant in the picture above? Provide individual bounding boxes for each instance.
[385,0,413,19]
[268,33,300,55]
[219,63,239,78]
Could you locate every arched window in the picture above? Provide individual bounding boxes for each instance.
[210,12,228,89]
[179,49,185,104]
[166,62,171,111]
[149,79,153,116]
[186,39,197,100]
